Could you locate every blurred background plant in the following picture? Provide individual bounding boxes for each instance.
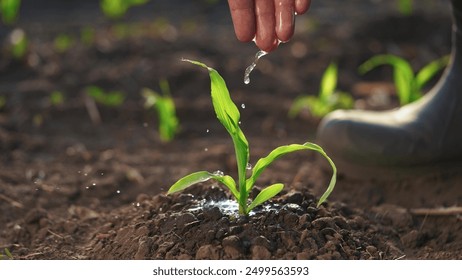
[0,0,21,25]
[142,79,179,143]
[289,62,354,118]
[359,54,449,105]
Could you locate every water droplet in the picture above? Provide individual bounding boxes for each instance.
[238,121,242,125]
[206,129,210,133]
[244,50,267,84]
[246,163,253,170]
[204,148,208,152]
[136,202,141,207]
[241,104,246,109]
[84,173,88,176]
[213,170,224,177]
[100,172,104,176]
[116,190,121,194]
[86,186,89,189]
[92,183,96,186]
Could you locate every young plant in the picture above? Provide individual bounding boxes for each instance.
[142,79,179,142]
[85,86,125,107]
[54,34,75,53]
[359,54,449,105]
[289,62,354,118]
[100,0,148,19]
[397,0,413,16]
[168,60,337,215]
[49,91,65,107]
[9,28,28,59]
[0,0,21,25]
[0,248,13,260]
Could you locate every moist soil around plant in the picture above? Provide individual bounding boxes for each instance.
[1,0,461,260]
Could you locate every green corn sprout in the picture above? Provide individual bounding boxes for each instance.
[86,86,125,107]
[0,0,21,25]
[54,34,75,53]
[168,60,337,215]
[100,0,148,19]
[0,248,13,260]
[80,26,95,47]
[289,62,354,118]
[142,79,179,142]
[9,28,28,59]
[49,91,65,106]
[397,0,413,16]
[359,54,449,105]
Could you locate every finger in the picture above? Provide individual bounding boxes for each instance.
[275,0,295,42]
[295,0,311,15]
[255,0,278,52]
[228,0,256,42]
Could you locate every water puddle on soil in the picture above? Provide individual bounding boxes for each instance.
[188,198,281,217]
[244,50,267,84]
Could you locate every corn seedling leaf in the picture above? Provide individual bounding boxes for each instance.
[359,54,415,105]
[247,183,284,212]
[246,142,337,207]
[397,0,413,16]
[415,55,449,90]
[4,248,13,259]
[183,59,249,193]
[319,62,338,101]
[167,171,239,200]
[142,86,179,142]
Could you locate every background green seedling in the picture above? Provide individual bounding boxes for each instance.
[9,28,28,59]
[397,0,413,16]
[0,96,6,109]
[168,60,337,215]
[54,33,75,53]
[100,0,148,19]
[85,86,125,107]
[0,248,13,260]
[289,62,354,118]
[359,54,449,105]
[49,91,65,107]
[142,79,179,142]
[0,0,21,25]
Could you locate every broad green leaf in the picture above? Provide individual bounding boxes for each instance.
[247,183,284,213]
[183,59,249,193]
[246,142,337,208]
[359,54,414,105]
[415,55,449,90]
[167,171,239,199]
[319,62,338,101]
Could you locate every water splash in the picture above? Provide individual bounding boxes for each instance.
[213,170,224,177]
[244,50,267,84]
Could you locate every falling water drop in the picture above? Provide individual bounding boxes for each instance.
[244,50,267,84]
[246,163,252,170]
[241,104,246,109]
[116,190,121,194]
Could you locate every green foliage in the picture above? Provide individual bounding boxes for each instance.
[0,0,21,25]
[168,60,337,215]
[359,54,449,105]
[289,62,354,118]
[54,34,75,53]
[100,0,149,19]
[142,79,179,142]
[9,28,28,59]
[49,91,65,106]
[85,86,125,107]
[397,0,413,16]
[0,248,13,260]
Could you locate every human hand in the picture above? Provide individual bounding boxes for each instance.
[228,0,311,52]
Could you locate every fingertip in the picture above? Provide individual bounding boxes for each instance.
[295,0,311,15]
[256,38,279,53]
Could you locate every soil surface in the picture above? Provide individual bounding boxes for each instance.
[1,0,461,260]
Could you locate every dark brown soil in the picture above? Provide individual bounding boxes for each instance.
[1,0,461,260]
